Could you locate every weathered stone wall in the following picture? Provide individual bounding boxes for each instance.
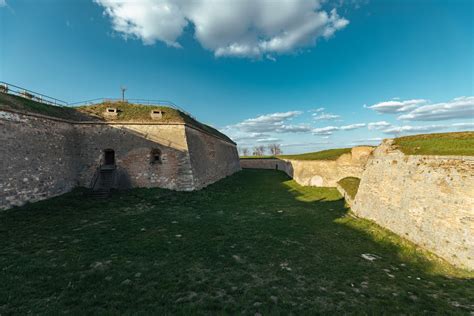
[1,109,240,210]
[239,158,288,171]
[0,111,79,209]
[240,147,374,187]
[352,140,474,270]
[185,126,241,189]
[75,123,195,191]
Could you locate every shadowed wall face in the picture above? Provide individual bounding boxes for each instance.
[186,126,241,190]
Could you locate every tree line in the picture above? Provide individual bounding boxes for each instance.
[239,144,282,156]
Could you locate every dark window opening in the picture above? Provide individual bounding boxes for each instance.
[150,148,162,164]
[104,149,115,165]
[275,164,279,170]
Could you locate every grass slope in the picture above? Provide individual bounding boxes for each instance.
[393,131,474,156]
[0,92,90,121]
[338,177,361,199]
[278,148,352,160]
[0,170,472,314]
[0,94,233,143]
[240,148,353,161]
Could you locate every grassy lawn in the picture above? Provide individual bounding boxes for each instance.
[393,131,474,156]
[240,156,276,159]
[0,170,472,314]
[337,177,361,199]
[278,148,352,160]
[0,93,232,143]
[240,148,354,161]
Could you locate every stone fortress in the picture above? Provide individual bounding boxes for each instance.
[241,140,474,271]
[0,91,241,209]
[1,86,472,271]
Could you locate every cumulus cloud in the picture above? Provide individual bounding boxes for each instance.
[452,122,474,129]
[233,111,311,133]
[368,121,391,130]
[398,96,474,121]
[382,124,447,135]
[312,112,341,121]
[312,126,339,135]
[94,0,349,58]
[256,137,281,143]
[367,99,427,114]
[340,123,366,130]
[312,123,365,135]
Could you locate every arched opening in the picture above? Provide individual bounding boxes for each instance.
[104,149,115,165]
[150,148,162,164]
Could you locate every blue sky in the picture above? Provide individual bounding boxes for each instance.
[1,0,473,154]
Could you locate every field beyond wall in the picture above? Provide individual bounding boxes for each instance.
[0,170,472,314]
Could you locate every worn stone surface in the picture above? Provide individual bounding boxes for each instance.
[0,110,239,210]
[240,147,373,187]
[185,126,241,189]
[74,123,195,191]
[352,139,474,270]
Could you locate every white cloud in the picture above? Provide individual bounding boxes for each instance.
[233,111,308,133]
[382,124,447,135]
[398,96,474,121]
[312,126,339,135]
[368,121,391,130]
[0,0,6,7]
[312,112,341,121]
[340,123,366,130]
[312,123,365,135]
[367,99,427,114]
[452,122,474,129]
[94,0,349,58]
[256,137,281,143]
[353,137,383,143]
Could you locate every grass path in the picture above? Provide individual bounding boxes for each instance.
[0,170,472,314]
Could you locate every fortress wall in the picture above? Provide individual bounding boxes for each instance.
[240,147,373,187]
[185,126,241,189]
[0,111,79,210]
[352,140,474,270]
[1,109,241,210]
[75,124,195,191]
[239,158,288,171]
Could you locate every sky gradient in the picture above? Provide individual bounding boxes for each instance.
[1,0,473,154]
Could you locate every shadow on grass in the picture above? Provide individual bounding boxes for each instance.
[0,169,473,314]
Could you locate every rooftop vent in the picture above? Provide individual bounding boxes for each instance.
[150,110,163,120]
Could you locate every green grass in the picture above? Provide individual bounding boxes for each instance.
[278,148,352,160]
[240,148,354,161]
[393,131,474,156]
[0,92,89,121]
[0,94,233,143]
[240,156,276,159]
[0,170,472,314]
[338,177,361,200]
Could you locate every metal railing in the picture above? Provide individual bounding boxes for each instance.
[0,81,68,106]
[0,81,195,119]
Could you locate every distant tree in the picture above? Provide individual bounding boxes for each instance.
[253,146,266,156]
[268,144,282,155]
[242,148,249,156]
